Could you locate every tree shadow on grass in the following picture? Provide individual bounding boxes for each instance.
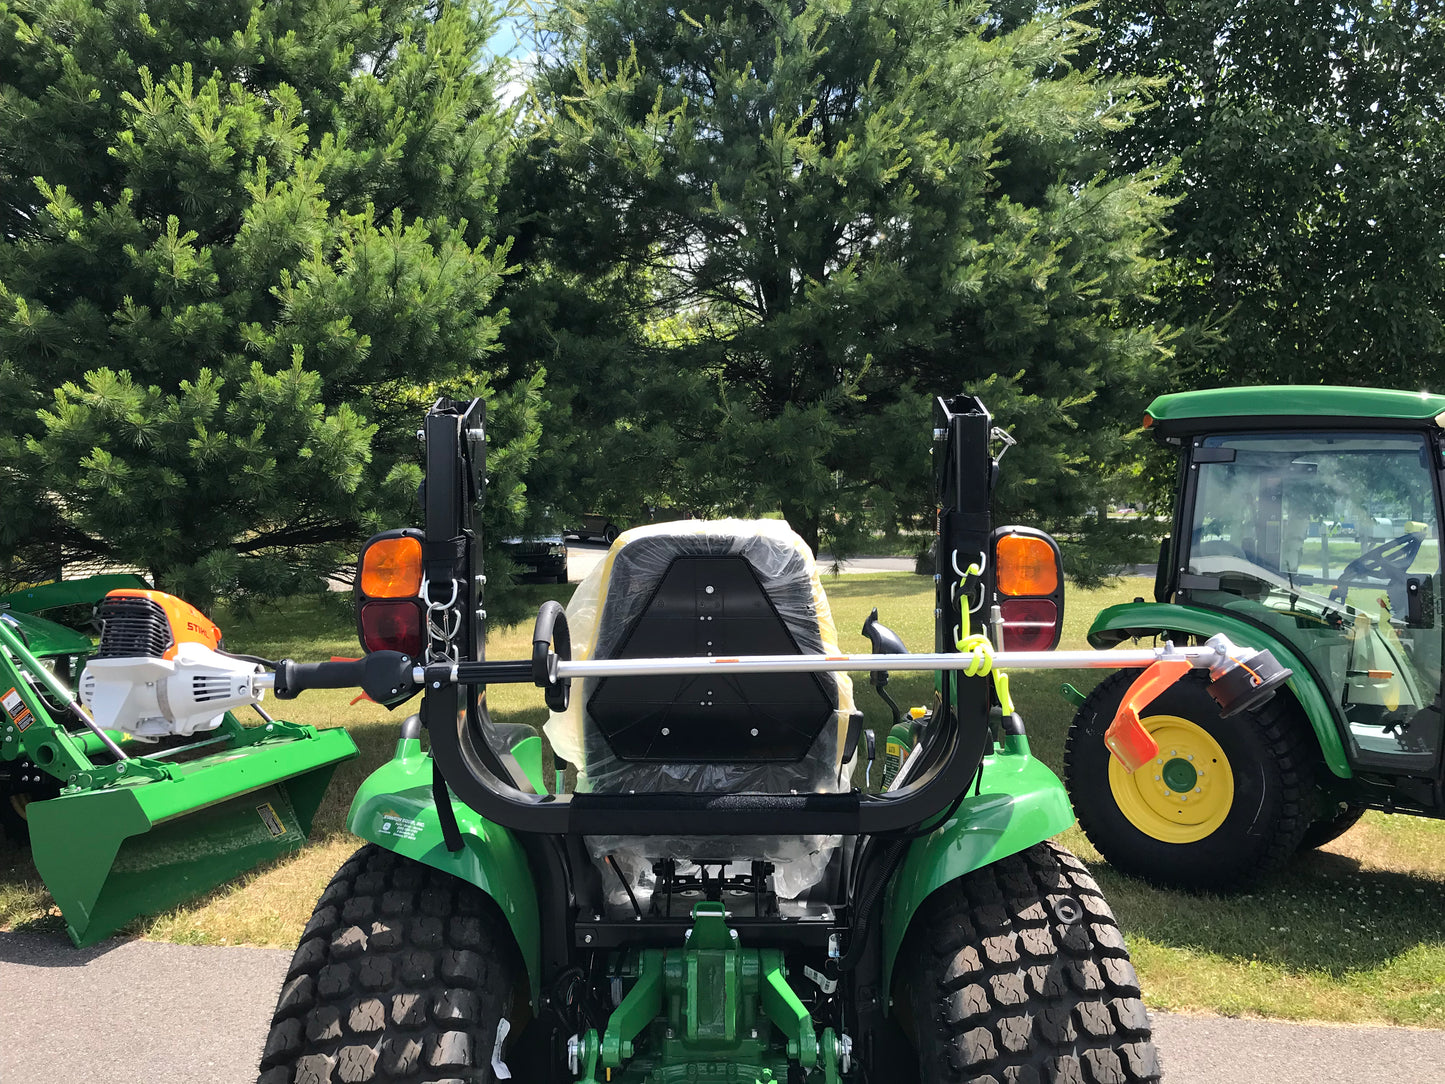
[1093,850,1445,977]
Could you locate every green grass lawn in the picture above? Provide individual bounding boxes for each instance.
[4,574,1444,1026]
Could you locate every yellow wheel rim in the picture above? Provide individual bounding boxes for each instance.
[1108,714,1234,844]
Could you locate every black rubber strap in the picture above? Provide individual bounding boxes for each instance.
[940,509,992,537]
[433,760,464,853]
[423,535,468,593]
[423,536,468,562]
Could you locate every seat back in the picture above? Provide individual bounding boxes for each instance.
[545,520,853,796]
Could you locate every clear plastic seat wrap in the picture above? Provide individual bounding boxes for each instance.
[544,519,855,899]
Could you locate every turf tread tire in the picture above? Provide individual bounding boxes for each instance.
[903,841,1161,1084]
[258,845,519,1084]
[1064,670,1317,891]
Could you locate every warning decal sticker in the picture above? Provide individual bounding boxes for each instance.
[2,687,35,732]
[256,802,287,838]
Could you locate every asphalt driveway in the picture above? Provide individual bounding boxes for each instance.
[2,931,1442,1084]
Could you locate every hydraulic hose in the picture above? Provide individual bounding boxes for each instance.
[837,837,908,972]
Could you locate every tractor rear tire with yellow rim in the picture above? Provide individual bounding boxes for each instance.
[1064,670,1316,892]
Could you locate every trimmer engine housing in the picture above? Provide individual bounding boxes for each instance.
[78,590,267,738]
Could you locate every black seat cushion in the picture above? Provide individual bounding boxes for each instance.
[588,554,835,762]
[579,529,844,793]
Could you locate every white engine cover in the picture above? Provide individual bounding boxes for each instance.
[80,642,267,738]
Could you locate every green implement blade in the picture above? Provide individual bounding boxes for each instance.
[26,727,355,946]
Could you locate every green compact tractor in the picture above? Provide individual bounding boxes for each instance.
[251,395,1285,1084]
[0,573,356,945]
[1067,385,1445,891]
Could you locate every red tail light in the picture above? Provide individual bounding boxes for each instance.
[998,598,1059,651]
[359,599,425,657]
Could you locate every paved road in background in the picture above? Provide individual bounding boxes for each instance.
[3,931,1442,1084]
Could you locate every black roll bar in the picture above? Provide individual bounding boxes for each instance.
[395,394,999,836]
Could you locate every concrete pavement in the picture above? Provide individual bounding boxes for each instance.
[0,933,287,1084]
[2,931,1441,1084]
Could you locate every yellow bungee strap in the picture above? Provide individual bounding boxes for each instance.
[956,633,1015,716]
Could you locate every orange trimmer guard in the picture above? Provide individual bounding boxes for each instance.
[1103,658,1191,772]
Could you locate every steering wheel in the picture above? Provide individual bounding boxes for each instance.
[1328,532,1423,603]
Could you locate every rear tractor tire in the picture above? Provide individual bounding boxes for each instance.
[902,840,1160,1084]
[259,845,523,1084]
[1065,670,1316,891]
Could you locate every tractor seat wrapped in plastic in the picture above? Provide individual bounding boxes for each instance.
[544,519,855,898]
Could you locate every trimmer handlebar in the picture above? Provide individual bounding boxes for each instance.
[270,654,419,705]
[530,601,571,712]
[270,603,576,710]
[267,619,1291,803]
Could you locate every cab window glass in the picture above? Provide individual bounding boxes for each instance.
[1184,432,1442,772]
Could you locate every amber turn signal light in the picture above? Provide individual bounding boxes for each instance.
[995,533,1060,597]
[360,535,423,598]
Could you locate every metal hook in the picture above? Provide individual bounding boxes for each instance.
[950,549,987,580]
[425,576,460,610]
[990,426,1016,463]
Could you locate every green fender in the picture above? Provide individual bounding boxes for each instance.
[880,736,1075,995]
[347,737,541,1004]
[1086,602,1351,778]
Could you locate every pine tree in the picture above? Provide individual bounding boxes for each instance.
[510,0,1175,566]
[0,0,538,606]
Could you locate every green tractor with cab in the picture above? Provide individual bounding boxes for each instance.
[1067,385,1445,891]
[252,393,1289,1084]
